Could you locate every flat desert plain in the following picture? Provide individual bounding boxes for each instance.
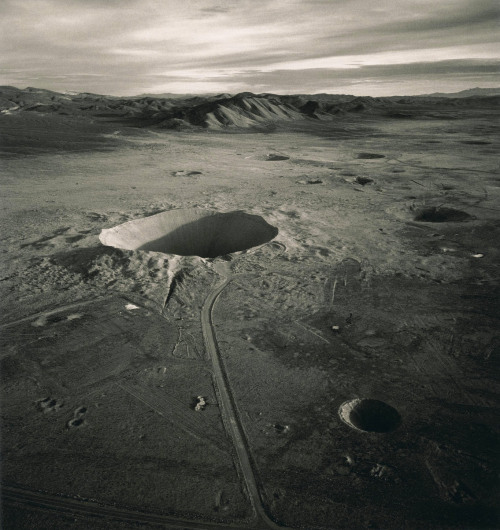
[1,89,499,529]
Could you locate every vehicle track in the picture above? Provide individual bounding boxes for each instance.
[1,484,253,530]
[2,278,289,529]
[200,277,287,530]
[0,295,114,329]
[118,379,229,453]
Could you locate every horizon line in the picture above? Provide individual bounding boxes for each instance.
[3,84,500,99]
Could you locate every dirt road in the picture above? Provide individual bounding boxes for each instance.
[201,277,286,530]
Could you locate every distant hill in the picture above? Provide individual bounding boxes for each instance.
[1,85,499,130]
[419,87,500,98]
[131,92,204,99]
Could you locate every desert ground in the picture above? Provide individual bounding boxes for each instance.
[1,88,499,529]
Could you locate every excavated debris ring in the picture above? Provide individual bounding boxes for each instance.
[99,209,279,258]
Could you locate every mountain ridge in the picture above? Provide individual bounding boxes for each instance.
[1,85,499,130]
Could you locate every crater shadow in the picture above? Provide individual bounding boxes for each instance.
[357,152,385,159]
[414,207,474,223]
[99,209,279,258]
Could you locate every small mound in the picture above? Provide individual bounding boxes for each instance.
[99,209,278,258]
[414,207,473,223]
[339,399,401,433]
[357,153,385,159]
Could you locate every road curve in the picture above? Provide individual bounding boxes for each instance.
[201,277,287,530]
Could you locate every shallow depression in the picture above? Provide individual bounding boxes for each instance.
[99,209,279,258]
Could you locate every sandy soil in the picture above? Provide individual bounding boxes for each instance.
[1,104,499,529]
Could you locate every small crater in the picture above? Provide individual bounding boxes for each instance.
[66,405,87,427]
[172,170,202,176]
[274,423,289,434]
[414,207,473,223]
[87,212,108,222]
[66,234,87,243]
[339,398,401,433]
[67,417,85,428]
[266,154,289,161]
[297,178,323,185]
[355,176,374,186]
[47,314,66,323]
[38,397,64,413]
[357,153,385,159]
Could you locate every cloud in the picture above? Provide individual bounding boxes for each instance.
[143,59,499,95]
[376,0,499,33]
[0,0,498,95]
[198,5,231,15]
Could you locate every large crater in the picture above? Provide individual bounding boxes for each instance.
[99,209,279,258]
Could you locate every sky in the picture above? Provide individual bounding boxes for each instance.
[1,0,499,96]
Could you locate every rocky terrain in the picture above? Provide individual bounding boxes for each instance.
[1,86,499,529]
[2,85,499,132]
